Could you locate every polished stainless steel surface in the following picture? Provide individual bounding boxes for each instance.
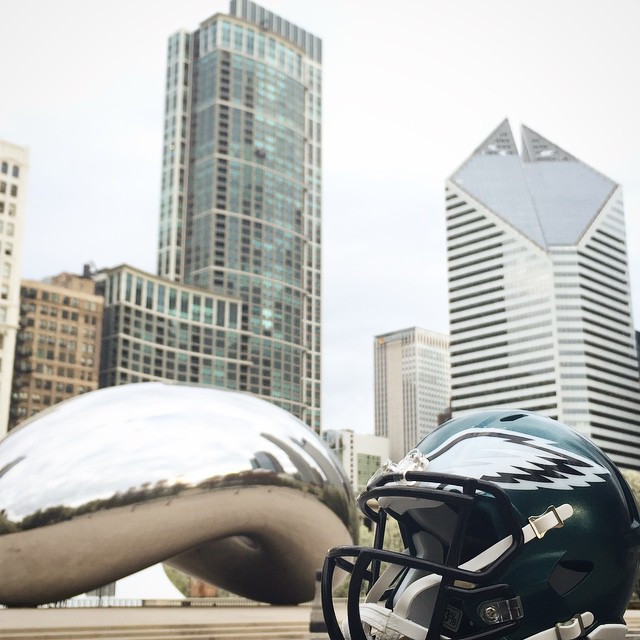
[0,383,357,606]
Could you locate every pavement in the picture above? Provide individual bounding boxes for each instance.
[0,604,636,633]
[0,604,318,628]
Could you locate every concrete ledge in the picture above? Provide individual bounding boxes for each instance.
[0,606,313,640]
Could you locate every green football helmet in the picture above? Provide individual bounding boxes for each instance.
[322,410,640,640]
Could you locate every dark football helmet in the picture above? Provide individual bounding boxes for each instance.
[322,410,640,640]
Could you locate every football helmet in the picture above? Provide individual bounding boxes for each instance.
[322,410,640,640]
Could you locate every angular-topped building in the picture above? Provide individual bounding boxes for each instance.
[158,1,322,430]
[446,120,640,469]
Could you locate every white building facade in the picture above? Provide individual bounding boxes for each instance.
[323,429,389,495]
[446,120,640,470]
[374,327,450,462]
[0,140,28,436]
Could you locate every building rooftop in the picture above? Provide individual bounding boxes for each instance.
[449,119,617,248]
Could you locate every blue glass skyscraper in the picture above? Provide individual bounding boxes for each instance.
[158,1,322,431]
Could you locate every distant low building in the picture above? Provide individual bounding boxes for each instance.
[323,429,389,495]
[10,273,103,430]
[374,327,450,462]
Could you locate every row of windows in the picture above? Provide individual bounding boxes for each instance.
[32,343,95,359]
[0,201,16,216]
[32,373,94,390]
[0,162,19,177]
[213,20,304,80]
[36,304,97,321]
[33,360,95,374]
[20,287,99,311]
[0,181,18,197]
[20,329,96,344]
[103,331,304,404]
[0,219,16,236]
[101,271,240,329]
[111,319,242,359]
[21,315,98,332]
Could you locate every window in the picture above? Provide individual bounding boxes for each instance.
[12,166,19,178]
[0,162,7,174]
[180,291,189,318]
[10,185,17,197]
[132,278,142,305]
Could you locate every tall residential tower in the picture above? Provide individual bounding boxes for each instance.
[158,0,322,430]
[446,120,640,469]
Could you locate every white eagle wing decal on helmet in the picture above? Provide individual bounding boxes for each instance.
[424,428,609,490]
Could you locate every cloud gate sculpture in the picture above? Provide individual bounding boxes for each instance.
[0,383,357,606]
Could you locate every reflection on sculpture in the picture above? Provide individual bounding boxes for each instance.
[0,383,357,606]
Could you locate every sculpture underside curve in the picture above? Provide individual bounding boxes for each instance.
[0,383,357,606]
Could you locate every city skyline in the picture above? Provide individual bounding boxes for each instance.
[2,0,640,434]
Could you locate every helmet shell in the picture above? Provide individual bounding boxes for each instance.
[413,410,639,637]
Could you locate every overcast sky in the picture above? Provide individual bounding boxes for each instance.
[2,0,639,435]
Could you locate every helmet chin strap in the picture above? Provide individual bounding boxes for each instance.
[346,504,589,640]
[528,613,627,640]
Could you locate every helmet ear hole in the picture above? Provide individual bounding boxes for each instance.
[548,560,593,596]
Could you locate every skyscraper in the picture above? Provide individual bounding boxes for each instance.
[374,327,450,461]
[158,0,322,431]
[0,140,28,435]
[446,120,640,470]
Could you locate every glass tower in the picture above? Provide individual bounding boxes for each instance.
[158,1,322,431]
[446,120,640,470]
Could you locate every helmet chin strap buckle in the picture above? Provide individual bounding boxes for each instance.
[529,612,597,640]
[527,505,569,540]
[555,612,594,640]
